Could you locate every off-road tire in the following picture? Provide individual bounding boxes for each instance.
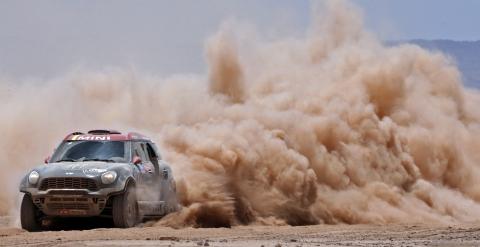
[20,194,42,232]
[112,184,139,228]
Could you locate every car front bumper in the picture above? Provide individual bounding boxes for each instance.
[23,187,124,217]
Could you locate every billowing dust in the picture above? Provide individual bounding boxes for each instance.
[2,0,480,227]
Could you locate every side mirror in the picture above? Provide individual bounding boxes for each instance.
[44,156,51,164]
[133,156,142,165]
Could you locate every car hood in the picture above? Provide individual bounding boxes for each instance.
[33,161,132,178]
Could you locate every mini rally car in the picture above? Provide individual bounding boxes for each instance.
[19,130,179,231]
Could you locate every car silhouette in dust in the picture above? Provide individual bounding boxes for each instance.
[19,129,179,231]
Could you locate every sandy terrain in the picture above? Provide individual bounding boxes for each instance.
[1,217,479,247]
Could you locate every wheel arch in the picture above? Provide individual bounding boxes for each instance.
[124,176,136,189]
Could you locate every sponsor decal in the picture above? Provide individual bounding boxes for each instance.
[62,164,86,170]
[58,209,87,215]
[83,168,107,177]
[71,135,111,141]
[62,164,107,172]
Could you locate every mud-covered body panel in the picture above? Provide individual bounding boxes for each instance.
[20,162,137,194]
[20,162,139,216]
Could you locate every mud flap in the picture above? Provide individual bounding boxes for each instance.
[138,201,166,216]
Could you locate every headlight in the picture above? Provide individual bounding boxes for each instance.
[28,171,40,185]
[101,171,117,184]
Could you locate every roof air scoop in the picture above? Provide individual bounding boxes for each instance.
[87,129,121,135]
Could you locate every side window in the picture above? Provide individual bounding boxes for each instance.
[140,143,153,163]
[147,142,162,160]
[145,143,158,161]
[133,142,148,162]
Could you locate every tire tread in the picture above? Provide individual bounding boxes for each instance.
[112,184,138,228]
[20,194,42,232]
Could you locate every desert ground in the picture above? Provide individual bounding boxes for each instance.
[1,216,479,247]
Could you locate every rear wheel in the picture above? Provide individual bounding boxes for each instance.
[112,184,139,228]
[20,194,42,232]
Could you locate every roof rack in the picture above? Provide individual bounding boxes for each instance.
[87,129,121,135]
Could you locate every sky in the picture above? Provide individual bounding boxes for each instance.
[357,0,480,41]
[0,0,479,79]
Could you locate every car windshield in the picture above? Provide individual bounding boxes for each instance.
[51,141,128,163]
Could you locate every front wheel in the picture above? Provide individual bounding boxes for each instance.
[112,184,139,228]
[20,194,42,232]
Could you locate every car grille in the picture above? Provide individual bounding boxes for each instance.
[39,177,99,191]
[47,203,90,210]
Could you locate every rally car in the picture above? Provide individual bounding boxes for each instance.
[19,130,179,231]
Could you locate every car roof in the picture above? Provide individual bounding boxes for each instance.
[63,129,152,142]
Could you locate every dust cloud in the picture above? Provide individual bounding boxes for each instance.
[2,0,480,227]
